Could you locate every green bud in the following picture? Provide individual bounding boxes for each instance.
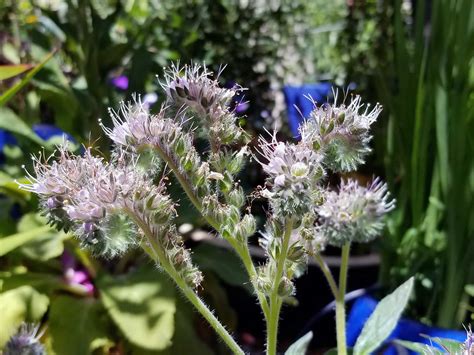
[337,112,345,124]
[326,120,335,134]
[277,277,295,297]
[227,187,245,208]
[287,244,305,262]
[218,175,233,193]
[174,136,186,156]
[228,206,241,225]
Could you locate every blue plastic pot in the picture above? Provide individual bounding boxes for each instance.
[346,294,465,353]
[283,83,332,138]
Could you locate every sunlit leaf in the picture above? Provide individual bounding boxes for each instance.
[49,296,112,355]
[0,286,49,347]
[0,107,45,145]
[354,277,414,355]
[98,266,176,351]
[285,331,313,355]
[0,50,55,106]
[0,64,32,80]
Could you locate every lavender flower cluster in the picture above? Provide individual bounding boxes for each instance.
[21,63,394,319]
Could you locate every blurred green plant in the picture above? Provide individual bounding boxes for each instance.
[372,0,474,328]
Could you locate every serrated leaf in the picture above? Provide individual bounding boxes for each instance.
[285,331,313,355]
[0,286,49,347]
[354,277,414,355]
[49,296,112,355]
[0,64,32,80]
[98,266,176,351]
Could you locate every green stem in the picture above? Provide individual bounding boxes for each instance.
[336,243,350,355]
[314,252,339,299]
[266,219,294,355]
[150,143,270,317]
[134,214,244,355]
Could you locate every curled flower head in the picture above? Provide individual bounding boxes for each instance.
[316,178,395,246]
[300,92,382,172]
[162,63,236,114]
[4,323,45,355]
[20,144,175,257]
[257,133,324,216]
[161,63,243,145]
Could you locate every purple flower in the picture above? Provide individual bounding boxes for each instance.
[61,251,95,295]
[110,75,129,91]
[235,101,249,114]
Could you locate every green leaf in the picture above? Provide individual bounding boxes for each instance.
[285,331,313,355]
[193,243,250,291]
[0,286,49,347]
[420,335,462,353]
[49,296,112,355]
[354,277,414,355]
[16,213,68,261]
[0,271,64,294]
[0,225,52,257]
[168,297,213,355]
[0,107,45,145]
[394,340,440,354]
[465,284,474,297]
[0,64,32,80]
[0,50,55,106]
[98,266,176,351]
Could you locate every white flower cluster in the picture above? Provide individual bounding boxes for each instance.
[316,178,395,246]
[299,93,382,172]
[257,133,324,216]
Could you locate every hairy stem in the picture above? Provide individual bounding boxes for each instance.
[150,143,270,317]
[314,252,339,298]
[133,212,244,355]
[336,243,350,355]
[266,219,294,355]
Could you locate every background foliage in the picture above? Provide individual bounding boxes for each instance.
[0,0,473,353]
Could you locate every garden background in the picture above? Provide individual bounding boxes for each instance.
[0,0,473,353]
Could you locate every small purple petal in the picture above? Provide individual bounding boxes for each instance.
[110,75,129,90]
[235,101,249,114]
[68,270,89,284]
[143,93,158,109]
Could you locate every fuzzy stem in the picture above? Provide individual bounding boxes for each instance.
[336,243,350,355]
[134,213,244,355]
[314,252,339,299]
[150,143,270,317]
[266,219,294,355]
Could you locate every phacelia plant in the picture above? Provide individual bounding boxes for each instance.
[21,64,397,355]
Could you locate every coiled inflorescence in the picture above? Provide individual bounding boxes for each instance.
[316,178,395,246]
[162,63,244,147]
[257,132,325,216]
[21,143,202,288]
[299,93,382,172]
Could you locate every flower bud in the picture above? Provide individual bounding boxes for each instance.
[227,187,245,208]
[277,277,295,297]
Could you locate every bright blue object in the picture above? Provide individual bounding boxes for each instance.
[0,130,18,152]
[32,124,75,142]
[346,294,465,353]
[283,83,332,138]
